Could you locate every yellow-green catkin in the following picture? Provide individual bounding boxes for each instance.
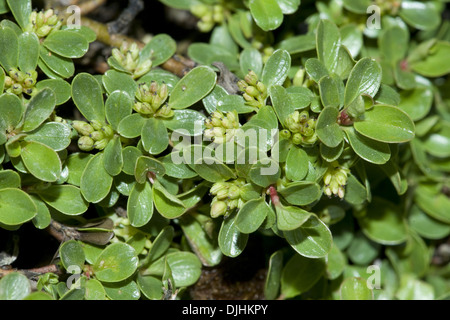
[323,161,350,199]
[209,179,246,218]
[237,70,268,110]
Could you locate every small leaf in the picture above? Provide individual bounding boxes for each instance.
[65,153,94,187]
[0,170,21,189]
[39,46,74,79]
[194,158,236,183]
[18,32,39,72]
[248,159,280,188]
[249,0,283,31]
[340,277,373,300]
[35,79,71,105]
[235,198,272,234]
[344,58,382,106]
[305,58,329,83]
[0,188,36,226]
[72,73,105,122]
[410,41,450,77]
[277,34,316,55]
[80,153,113,203]
[264,250,283,300]
[169,65,217,110]
[59,240,85,270]
[399,1,440,31]
[140,33,176,67]
[43,30,89,58]
[318,76,343,108]
[0,272,31,300]
[127,181,154,227]
[103,279,140,300]
[398,87,433,121]
[105,91,133,131]
[37,185,88,215]
[278,181,322,206]
[261,49,291,89]
[6,0,31,29]
[343,127,391,164]
[353,105,415,143]
[145,226,174,264]
[316,106,343,148]
[22,88,56,132]
[152,180,186,219]
[285,147,309,181]
[281,254,326,299]
[93,243,138,283]
[218,211,248,258]
[163,109,206,136]
[326,244,346,280]
[0,26,18,70]
[0,93,23,131]
[141,118,169,155]
[137,275,163,300]
[20,141,61,182]
[276,203,311,231]
[103,137,123,177]
[135,156,165,184]
[270,85,296,126]
[284,214,333,258]
[316,20,341,73]
[118,113,147,139]
[102,70,137,99]
[240,48,263,78]
[346,231,381,265]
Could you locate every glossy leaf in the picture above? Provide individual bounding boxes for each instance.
[409,205,450,240]
[103,137,123,177]
[35,79,71,105]
[141,118,169,155]
[343,127,391,164]
[218,211,248,258]
[316,106,343,148]
[264,250,283,300]
[6,0,31,29]
[93,243,138,283]
[152,180,186,219]
[261,49,291,89]
[285,147,309,181]
[0,188,36,226]
[80,153,113,203]
[249,0,283,31]
[0,93,23,131]
[0,272,31,300]
[278,181,322,206]
[340,277,373,300]
[22,88,56,132]
[43,30,89,58]
[127,181,154,227]
[20,141,61,182]
[105,91,133,131]
[0,26,18,71]
[344,58,382,106]
[353,105,415,143]
[72,73,105,122]
[134,156,165,184]
[140,33,176,67]
[39,46,74,79]
[317,19,341,73]
[37,185,88,215]
[103,70,137,99]
[399,1,440,31]
[18,32,39,72]
[326,244,346,280]
[59,240,85,270]
[235,198,272,234]
[169,66,217,110]
[276,203,311,231]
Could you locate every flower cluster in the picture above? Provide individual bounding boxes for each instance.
[190,3,225,32]
[3,68,38,96]
[72,120,115,151]
[284,110,318,145]
[25,9,62,38]
[209,179,246,218]
[204,110,240,144]
[111,42,152,79]
[237,70,268,110]
[323,161,350,199]
[134,81,172,118]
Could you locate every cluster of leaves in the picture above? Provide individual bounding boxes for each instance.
[0,0,449,300]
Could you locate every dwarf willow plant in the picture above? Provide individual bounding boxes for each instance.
[0,0,449,300]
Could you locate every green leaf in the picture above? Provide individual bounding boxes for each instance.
[103,279,140,300]
[179,214,222,267]
[343,174,367,206]
[344,58,382,106]
[141,118,169,155]
[326,244,346,280]
[305,58,329,83]
[316,20,341,73]
[127,181,154,227]
[277,34,316,55]
[18,32,39,72]
[169,66,217,110]
[409,205,450,240]
[0,0,8,14]
[281,254,326,299]
[411,41,450,77]
[284,215,333,258]
[346,231,381,265]
[22,88,56,132]
[35,79,71,105]
[0,93,23,131]
[235,198,272,234]
[218,211,248,258]
[140,33,176,67]
[37,185,88,215]
[216,95,254,114]
[316,106,343,148]
[194,158,236,183]
[340,277,373,300]
[164,252,202,287]
[320,141,344,163]
[358,197,408,245]
[398,87,433,121]
[343,127,391,164]
[137,275,163,300]
[276,203,311,231]
[80,153,113,203]
[61,25,97,43]
[399,1,440,31]
[66,153,93,187]
[0,170,20,189]
[318,76,343,108]
[270,85,296,126]
[160,154,197,179]
[261,49,291,89]
[0,188,36,226]
[6,0,31,30]
[379,26,409,64]
[264,250,283,300]
[249,0,283,31]
[43,30,89,58]
[39,46,74,79]
[240,48,263,78]
[422,122,450,158]
[157,0,200,10]
[248,159,280,188]
[340,24,363,58]
[342,0,371,14]
[102,70,137,99]
[93,243,138,283]
[414,183,450,224]
[0,26,18,70]
[85,279,106,300]
[59,240,85,270]
[105,91,133,131]
[278,181,322,206]
[188,43,239,72]
[103,137,123,177]
[118,113,147,139]
[0,272,31,300]
[285,147,309,181]
[152,180,186,219]
[134,156,165,184]
[29,194,51,229]
[353,105,415,143]
[20,141,61,182]
[72,73,105,122]
[145,226,174,264]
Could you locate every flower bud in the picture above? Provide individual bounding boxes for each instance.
[72,121,94,136]
[36,25,52,38]
[244,71,259,87]
[101,125,115,138]
[90,130,105,141]
[292,133,303,145]
[94,138,108,150]
[78,136,94,151]
[227,185,241,199]
[210,182,227,195]
[90,120,103,131]
[210,200,227,218]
